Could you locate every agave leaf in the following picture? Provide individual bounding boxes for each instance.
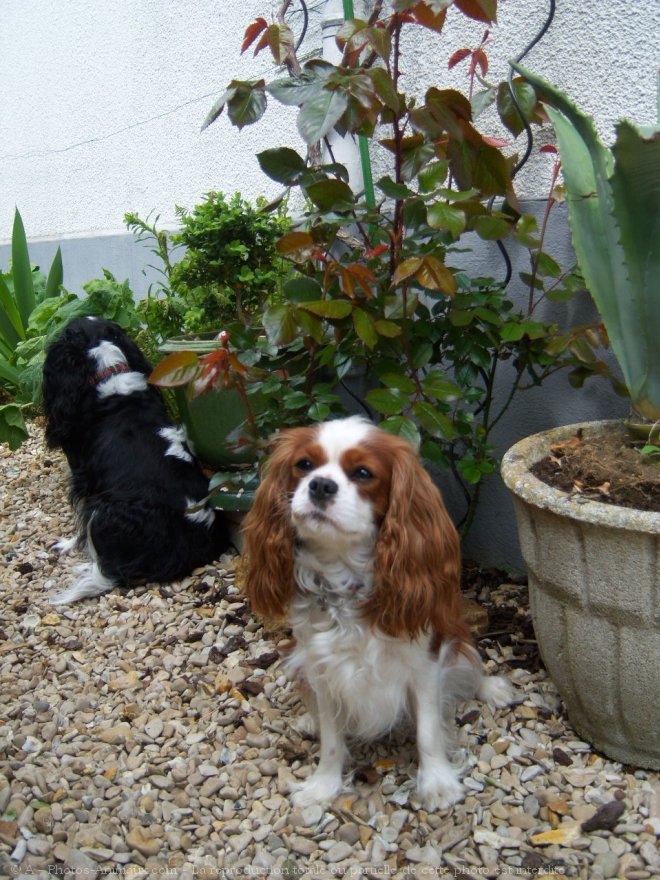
[0,274,23,347]
[11,209,36,328]
[610,120,660,418]
[513,63,660,418]
[45,247,63,299]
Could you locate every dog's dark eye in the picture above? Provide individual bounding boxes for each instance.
[352,466,373,482]
[295,458,314,473]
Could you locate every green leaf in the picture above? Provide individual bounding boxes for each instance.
[421,370,462,402]
[305,179,355,212]
[379,415,421,448]
[376,176,414,199]
[308,401,331,421]
[0,356,21,387]
[283,390,310,409]
[475,215,512,240]
[458,458,486,484]
[447,134,510,196]
[380,372,416,393]
[374,319,401,338]
[418,160,449,192]
[449,309,474,327]
[545,287,574,303]
[300,299,353,319]
[366,387,408,415]
[0,403,28,451]
[471,86,497,118]
[411,341,434,369]
[500,322,525,342]
[11,209,36,328]
[413,402,457,439]
[226,80,267,129]
[295,307,324,343]
[257,147,307,184]
[201,87,233,131]
[297,88,349,144]
[399,137,436,181]
[535,251,563,277]
[283,276,323,303]
[427,202,466,237]
[263,304,299,346]
[368,67,399,112]
[353,308,378,349]
[497,78,538,137]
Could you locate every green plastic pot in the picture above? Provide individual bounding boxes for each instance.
[158,335,262,510]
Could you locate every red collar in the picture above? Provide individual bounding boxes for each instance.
[89,363,131,386]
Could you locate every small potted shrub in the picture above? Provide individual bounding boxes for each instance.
[501,68,660,768]
[126,192,292,480]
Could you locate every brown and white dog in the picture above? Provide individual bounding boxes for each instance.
[242,416,511,808]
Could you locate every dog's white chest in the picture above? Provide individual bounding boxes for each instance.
[288,580,423,740]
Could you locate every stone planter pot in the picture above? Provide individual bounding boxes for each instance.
[501,420,660,769]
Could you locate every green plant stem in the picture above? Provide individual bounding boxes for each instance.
[528,157,561,314]
[388,14,404,282]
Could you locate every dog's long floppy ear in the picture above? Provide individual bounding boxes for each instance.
[362,434,469,645]
[42,330,93,449]
[241,430,304,619]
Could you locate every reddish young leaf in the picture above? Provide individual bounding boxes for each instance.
[540,144,558,154]
[416,255,456,296]
[392,256,424,285]
[482,134,509,148]
[345,263,377,298]
[340,266,356,299]
[448,48,472,70]
[276,231,315,255]
[455,0,497,24]
[365,243,389,259]
[252,27,272,56]
[148,351,199,388]
[411,2,448,33]
[241,18,268,54]
[473,47,489,77]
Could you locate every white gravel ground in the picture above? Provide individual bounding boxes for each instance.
[0,425,658,880]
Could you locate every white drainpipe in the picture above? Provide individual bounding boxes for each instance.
[321,0,364,192]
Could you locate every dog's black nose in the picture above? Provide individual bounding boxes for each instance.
[308,476,338,505]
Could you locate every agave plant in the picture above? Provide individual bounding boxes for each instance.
[513,64,660,423]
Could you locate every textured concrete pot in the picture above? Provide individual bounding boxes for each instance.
[501,420,660,769]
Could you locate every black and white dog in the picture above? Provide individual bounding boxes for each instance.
[42,316,231,604]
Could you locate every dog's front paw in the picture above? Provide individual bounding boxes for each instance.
[291,773,344,807]
[479,674,513,709]
[416,766,465,811]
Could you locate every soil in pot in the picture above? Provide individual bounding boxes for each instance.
[530,425,660,512]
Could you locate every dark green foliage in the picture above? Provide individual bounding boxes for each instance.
[126,193,290,342]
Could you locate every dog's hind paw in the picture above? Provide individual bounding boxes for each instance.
[53,536,78,556]
[49,563,114,605]
[479,674,513,709]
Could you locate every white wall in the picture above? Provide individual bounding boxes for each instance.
[1,0,658,243]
